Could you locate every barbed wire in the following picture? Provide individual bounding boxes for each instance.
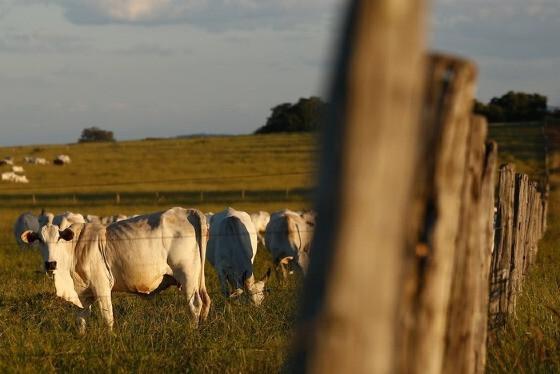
[5,227,315,247]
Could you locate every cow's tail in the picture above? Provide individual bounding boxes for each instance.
[188,209,211,322]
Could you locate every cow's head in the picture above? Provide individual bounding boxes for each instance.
[21,224,74,273]
[20,224,83,308]
[245,268,271,306]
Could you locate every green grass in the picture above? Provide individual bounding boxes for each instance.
[0,133,316,372]
[486,122,560,373]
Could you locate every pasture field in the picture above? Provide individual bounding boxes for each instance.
[0,134,316,372]
[486,122,560,373]
[1,124,558,372]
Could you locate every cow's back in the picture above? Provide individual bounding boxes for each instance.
[207,208,257,288]
[105,207,198,293]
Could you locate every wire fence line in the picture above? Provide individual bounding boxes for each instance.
[0,170,315,193]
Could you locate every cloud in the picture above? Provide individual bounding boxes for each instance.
[30,0,342,30]
[432,0,560,59]
[0,31,90,54]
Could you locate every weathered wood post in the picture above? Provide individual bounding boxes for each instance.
[442,115,495,374]
[115,192,120,204]
[489,164,516,330]
[507,173,529,316]
[398,55,477,374]
[473,140,498,373]
[287,0,427,372]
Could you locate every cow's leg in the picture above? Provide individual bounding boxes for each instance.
[76,297,93,335]
[217,270,230,297]
[95,292,114,332]
[174,268,202,327]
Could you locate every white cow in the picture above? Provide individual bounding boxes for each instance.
[12,165,24,173]
[207,207,270,306]
[53,155,71,165]
[20,207,211,334]
[265,210,315,279]
[1,172,29,183]
[24,156,48,165]
[250,211,270,246]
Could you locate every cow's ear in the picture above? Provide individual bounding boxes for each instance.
[21,230,39,244]
[59,228,74,241]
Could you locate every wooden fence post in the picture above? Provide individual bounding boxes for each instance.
[442,115,494,374]
[397,55,477,374]
[507,173,529,316]
[115,193,120,204]
[489,164,516,330]
[287,0,427,372]
[473,140,498,373]
[32,194,36,205]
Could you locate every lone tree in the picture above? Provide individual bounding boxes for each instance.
[255,96,326,134]
[474,91,548,122]
[78,127,115,143]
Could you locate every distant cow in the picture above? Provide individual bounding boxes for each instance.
[265,210,315,279]
[53,155,71,165]
[0,158,14,166]
[12,165,24,173]
[14,212,40,249]
[207,207,270,306]
[24,156,48,165]
[250,211,270,246]
[20,207,211,334]
[1,172,29,183]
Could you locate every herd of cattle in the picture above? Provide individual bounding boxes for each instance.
[0,154,72,184]
[13,207,316,333]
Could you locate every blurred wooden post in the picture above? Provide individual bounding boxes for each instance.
[442,115,492,374]
[200,191,204,202]
[73,194,77,204]
[155,191,159,202]
[287,0,427,372]
[115,193,120,204]
[489,164,515,330]
[285,187,290,199]
[241,189,245,200]
[32,194,36,205]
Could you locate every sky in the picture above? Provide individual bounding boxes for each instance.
[0,0,558,146]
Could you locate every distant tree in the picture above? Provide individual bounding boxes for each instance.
[474,91,547,122]
[78,127,115,143]
[255,97,326,134]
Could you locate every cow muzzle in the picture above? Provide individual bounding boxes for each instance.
[45,261,57,272]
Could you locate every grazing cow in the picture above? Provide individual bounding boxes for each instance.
[20,207,211,334]
[12,165,24,173]
[207,207,270,306]
[14,212,40,249]
[250,211,270,246]
[1,172,29,183]
[24,156,48,165]
[265,210,315,279]
[53,155,71,165]
[0,158,13,166]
